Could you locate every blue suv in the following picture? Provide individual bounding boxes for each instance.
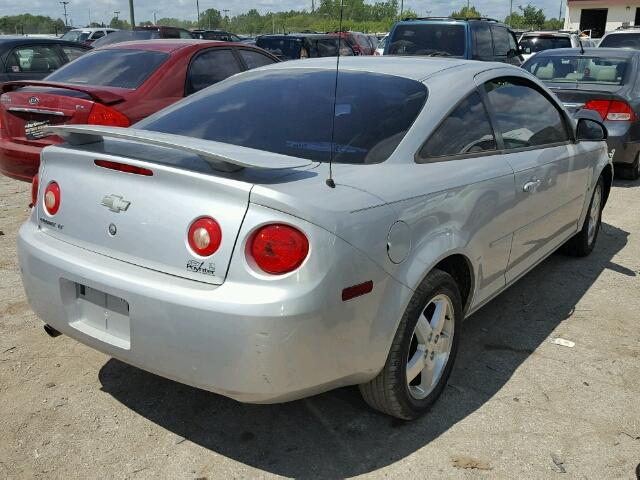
[384,17,523,65]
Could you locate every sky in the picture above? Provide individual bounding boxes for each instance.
[0,0,566,26]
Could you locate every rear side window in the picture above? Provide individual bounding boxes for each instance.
[186,49,242,95]
[473,23,493,58]
[62,46,87,62]
[92,31,105,40]
[600,33,640,49]
[420,93,496,159]
[256,38,301,60]
[139,69,428,164]
[46,49,168,89]
[491,26,510,56]
[5,46,63,73]
[484,78,569,149]
[238,49,276,69]
[388,23,466,57]
[179,30,193,39]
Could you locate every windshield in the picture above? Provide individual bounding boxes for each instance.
[91,30,157,48]
[387,23,466,56]
[599,33,640,49]
[46,49,168,89]
[377,36,388,49]
[61,31,89,42]
[256,38,302,60]
[524,55,629,85]
[137,69,428,164]
[519,36,571,53]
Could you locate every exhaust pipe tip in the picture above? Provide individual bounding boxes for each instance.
[43,324,62,338]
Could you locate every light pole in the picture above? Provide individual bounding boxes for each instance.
[196,0,201,29]
[128,0,135,28]
[223,9,230,28]
[558,0,563,21]
[60,1,69,28]
[400,0,404,19]
[153,11,157,25]
[114,10,120,25]
[509,0,513,25]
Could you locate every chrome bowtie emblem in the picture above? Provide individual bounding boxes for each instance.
[108,223,117,236]
[28,96,39,105]
[101,194,131,213]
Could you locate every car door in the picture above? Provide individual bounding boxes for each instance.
[4,44,64,81]
[185,48,243,95]
[417,90,516,306]
[479,74,591,283]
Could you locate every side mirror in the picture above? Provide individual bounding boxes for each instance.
[576,117,608,142]
[507,48,517,58]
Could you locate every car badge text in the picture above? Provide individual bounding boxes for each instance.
[101,194,131,213]
[28,96,39,105]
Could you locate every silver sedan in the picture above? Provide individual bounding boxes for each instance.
[19,57,612,419]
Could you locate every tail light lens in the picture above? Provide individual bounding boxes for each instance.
[31,174,39,206]
[250,224,309,275]
[43,181,61,215]
[87,103,130,127]
[584,100,636,121]
[95,159,153,176]
[188,217,222,257]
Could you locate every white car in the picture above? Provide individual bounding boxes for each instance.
[599,28,640,49]
[375,35,388,56]
[519,31,596,61]
[61,28,118,46]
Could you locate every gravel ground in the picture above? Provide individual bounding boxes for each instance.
[1,174,639,479]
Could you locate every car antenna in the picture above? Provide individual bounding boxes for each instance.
[578,36,585,55]
[326,0,345,189]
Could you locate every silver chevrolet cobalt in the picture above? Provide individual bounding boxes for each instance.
[19,57,612,419]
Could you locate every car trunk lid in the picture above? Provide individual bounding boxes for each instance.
[36,126,312,285]
[548,84,625,115]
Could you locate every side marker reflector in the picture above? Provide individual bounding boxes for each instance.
[342,281,374,301]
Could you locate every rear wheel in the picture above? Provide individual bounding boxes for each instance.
[562,176,604,257]
[359,269,462,420]
[618,156,640,180]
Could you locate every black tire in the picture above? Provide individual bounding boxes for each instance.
[359,269,462,420]
[562,176,604,257]
[617,156,640,180]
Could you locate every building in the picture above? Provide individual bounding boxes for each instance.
[564,0,640,37]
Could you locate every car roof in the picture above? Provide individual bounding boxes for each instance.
[528,47,639,57]
[258,33,339,40]
[258,56,513,81]
[66,27,113,32]
[521,31,574,37]
[398,17,508,27]
[99,39,238,53]
[0,36,91,48]
[603,29,640,35]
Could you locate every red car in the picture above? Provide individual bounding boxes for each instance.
[333,31,375,55]
[0,40,278,181]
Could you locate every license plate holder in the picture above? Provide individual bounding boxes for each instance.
[25,120,51,140]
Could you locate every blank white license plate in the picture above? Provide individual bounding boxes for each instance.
[69,284,131,350]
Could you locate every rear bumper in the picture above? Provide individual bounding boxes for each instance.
[604,122,639,166]
[0,138,41,181]
[18,219,401,403]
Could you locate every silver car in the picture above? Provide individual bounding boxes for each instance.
[19,57,612,420]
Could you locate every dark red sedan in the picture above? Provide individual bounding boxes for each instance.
[0,40,278,181]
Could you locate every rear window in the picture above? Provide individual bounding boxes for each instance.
[524,55,629,85]
[61,30,85,42]
[388,23,466,57]
[256,38,302,60]
[599,33,640,49]
[519,35,572,53]
[46,49,168,89]
[138,69,428,164]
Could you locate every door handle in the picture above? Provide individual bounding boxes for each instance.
[523,179,541,192]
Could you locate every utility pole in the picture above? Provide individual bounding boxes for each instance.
[559,0,563,21]
[509,0,513,25]
[114,10,120,24]
[129,0,135,28]
[311,0,315,13]
[153,11,157,25]
[60,1,69,28]
[400,0,404,19]
[196,0,201,28]
[223,9,230,27]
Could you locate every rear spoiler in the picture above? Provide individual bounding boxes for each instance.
[45,125,313,171]
[0,81,125,105]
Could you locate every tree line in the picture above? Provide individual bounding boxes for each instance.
[0,3,564,36]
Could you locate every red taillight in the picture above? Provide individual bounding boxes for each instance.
[94,160,153,176]
[43,181,60,215]
[87,103,130,127]
[250,224,309,275]
[584,99,636,121]
[188,217,222,257]
[31,174,39,206]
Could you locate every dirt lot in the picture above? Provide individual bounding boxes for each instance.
[0,174,639,479]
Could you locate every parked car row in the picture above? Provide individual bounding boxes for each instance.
[0,16,634,421]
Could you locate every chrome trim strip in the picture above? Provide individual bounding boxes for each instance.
[8,107,66,116]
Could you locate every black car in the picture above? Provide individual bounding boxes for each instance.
[191,30,243,42]
[255,34,355,61]
[385,17,523,65]
[524,47,640,179]
[0,37,90,82]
